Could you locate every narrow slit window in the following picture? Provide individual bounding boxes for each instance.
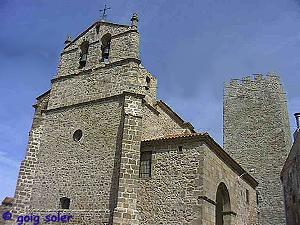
[178,146,183,154]
[139,151,152,178]
[246,189,249,204]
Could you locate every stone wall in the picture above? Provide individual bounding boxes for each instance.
[202,143,258,225]
[113,94,144,225]
[139,66,157,104]
[141,103,190,140]
[138,139,204,225]
[9,92,145,225]
[224,74,292,225]
[28,96,123,224]
[138,137,258,225]
[49,60,145,109]
[57,23,138,78]
[110,31,140,63]
[11,93,49,218]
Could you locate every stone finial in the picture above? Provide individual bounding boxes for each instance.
[131,13,139,30]
[64,36,72,45]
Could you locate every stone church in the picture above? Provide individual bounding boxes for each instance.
[5,14,260,225]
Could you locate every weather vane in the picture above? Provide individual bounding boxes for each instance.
[99,4,111,21]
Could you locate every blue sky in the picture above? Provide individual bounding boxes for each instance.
[1,0,300,201]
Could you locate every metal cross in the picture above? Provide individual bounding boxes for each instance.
[99,4,111,21]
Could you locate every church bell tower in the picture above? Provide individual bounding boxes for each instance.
[10,13,157,225]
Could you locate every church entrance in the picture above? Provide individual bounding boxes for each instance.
[215,182,231,225]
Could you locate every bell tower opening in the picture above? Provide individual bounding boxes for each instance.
[79,41,89,68]
[145,76,151,90]
[101,33,111,63]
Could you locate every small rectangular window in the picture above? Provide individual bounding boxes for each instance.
[139,151,152,178]
[60,197,70,209]
[246,189,249,204]
[178,146,183,154]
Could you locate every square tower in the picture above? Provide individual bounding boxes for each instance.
[224,74,292,225]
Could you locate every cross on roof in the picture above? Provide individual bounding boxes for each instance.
[99,4,111,21]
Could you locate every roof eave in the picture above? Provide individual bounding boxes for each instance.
[141,133,258,189]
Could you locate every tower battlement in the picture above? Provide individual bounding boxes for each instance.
[224,73,287,103]
[227,73,281,86]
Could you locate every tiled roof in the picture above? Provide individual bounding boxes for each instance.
[141,132,258,189]
[142,132,207,142]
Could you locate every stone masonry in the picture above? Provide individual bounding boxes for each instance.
[7,13,259,225]
[139,134,258,225]
[9,14,146,225]
[224,74,292,225]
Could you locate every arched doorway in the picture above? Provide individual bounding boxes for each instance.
[216,182,231,225]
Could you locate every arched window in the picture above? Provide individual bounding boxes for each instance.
[216,183,231,225]
[79,41,89,68]
[101,33,111,63]
[145,76,151,90]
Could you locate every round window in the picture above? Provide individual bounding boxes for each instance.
[73,130,83,142]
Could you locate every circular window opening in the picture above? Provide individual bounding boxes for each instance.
[73,130,83,142]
